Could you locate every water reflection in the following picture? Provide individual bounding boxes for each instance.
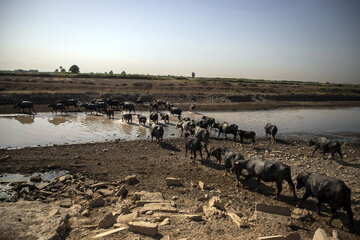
[14,116,34,124]
[48,117,67,126]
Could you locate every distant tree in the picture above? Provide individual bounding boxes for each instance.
[192,72,195,78]
[121,71,126,75]
[60,68,66,73]
[69,65,80,73]
[54,69,59,73]
[59,66,63,71]
[109,70,113,75]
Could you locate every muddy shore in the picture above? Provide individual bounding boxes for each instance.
[0,136,359,239]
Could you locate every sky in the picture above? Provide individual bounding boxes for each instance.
[0,0,359,83]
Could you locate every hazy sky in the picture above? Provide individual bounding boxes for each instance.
[0,0,359,83]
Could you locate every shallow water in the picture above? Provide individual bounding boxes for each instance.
[0,107,359,148]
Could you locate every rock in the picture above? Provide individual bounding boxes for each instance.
[166,177,182,187]
[141,202,177,213]
[134,191,165,206]
[60,198,73,208]
[203,206,224,218]
[88,197,105,208]
[81,209,90,217]
[128,221,158,237]
[58,175,72,183]
[208,196,225,211]
[98,212,116,229]
[36,182,50,190]
[194,205,203,213]
[258,235,286,240]
[184,214,203,221]
[291,208,312,221]
[103,149,108,152]
[159,217,170,226]
[190,180,197,188]
[97,188,113,197]
[285,232,301,240]
[116,203,130,215]
[90,182,108,188]
[115,185,128,198]
[331,230,339,240]
[30,175,42,182]
[227,211,249,228]
[255,203,291,217]
[125,175,139,185]
[92,227,127,239]
[172,196,178,200]
[199,181,207,190]
[117,211,139,224]
[313,228,328,240]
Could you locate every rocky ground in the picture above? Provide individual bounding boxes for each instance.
[0,136,359,239]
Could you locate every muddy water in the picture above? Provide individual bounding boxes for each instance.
[0,107,359,148]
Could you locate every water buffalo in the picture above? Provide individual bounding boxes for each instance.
[206,145,223,164]
[201,116,215,129]
[177,120,195,136]
[190,104,195,112]
[150,102,159,113]
[296,172,353,231]
[96,101,108,113]
[233,156,297,200]
[105,108,114,119]
[213,122,238,140]
[223,149,244,176]
[121,102,136,113]
[13,101,36,114]
[238,130,256,143]
[107,99,121,109]
[264,123,278,140]
[149,112,159,123]
[80,103,97,113]
[122,113,132,123]
[192,126,210,144]
[184,133,204,161]
[309,137,343,162]
[135,97,144,106]
[137,114,147,125]
[168,106,182,117]
[150,124,164,145]
[160,113,169,123]
[58,99,78,111]
[48,103,66,113]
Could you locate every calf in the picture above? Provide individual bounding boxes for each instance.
[309,137,343,162]
[150,124,164,145]
[206,146,223,164]
[160,113,169,123]
[296,173,353,231]
[223,149,244,176]
[122,113,132,123]
[264,123,277,140]
[184,133,203,161]
[149,112,158,123]
[137,114,147,125]
[238,130,256,143]
[233,157,297,200]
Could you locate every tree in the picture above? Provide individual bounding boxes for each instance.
[192,72,195,78]
[60,68,66,73]
[69,65,80,73]
[121,71,126,75]
[54,69,59,73]
[109,70,113,75]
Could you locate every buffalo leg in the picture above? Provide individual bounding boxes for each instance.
[344,203,354,232]
[285,176,297,200]
[328,205,338,225]
[317,200,322,215]
[276,180,283,197]
[185,147,188,157]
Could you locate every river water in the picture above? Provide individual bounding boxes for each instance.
[0,107,359,148]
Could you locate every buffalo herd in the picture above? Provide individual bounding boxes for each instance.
[12,98,354,231]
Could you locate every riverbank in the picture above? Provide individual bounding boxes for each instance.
[0,137,359,239]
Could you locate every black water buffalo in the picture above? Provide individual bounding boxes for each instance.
[192,126,210,144]
[213,122,238,140]
[150,124,164,145]
[105,108,114,119]
[135,97,144,106]
[80,103,97,113]
[206,146,223,164]
[168,106,182,117]
[238,130,256,143]
[58,99,78,111]
[149,113,159,123]
[137,115,147,125]
[122,113,132,123]
[121,102,136,113]
[150,102,159,113]
[48,103,66,113]
[233,156,297,200]
[96,101,108,112]
[264,123,278,140]
[195,119,209,129]
[13,101,36,114]
[296,173,353,231]
[309,137,343,162]
[160,113,169,123]
[107,99,121,109]
[223,149,244,176]
[201,116,215,129]
[184,133,203,161]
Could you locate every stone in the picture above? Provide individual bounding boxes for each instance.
[92,227,127,238]
[199,181,207,190]
[115,185,128,198]
[208,196,225,211]
[291,208,312,221]
[60,198,73,208]
[0,155,10,161]
[203,206,224,218]
[36,182,50,190]
[97,188,113,197]
[141,202,177,213]
[81,209,90,217]
[258,235,286,240]
[285,232,301,240]
[172,196,178,200]
[98,212,116,229]
[159,217,170,226]
[125,175,139,185]
[312,228,329,240]
[88,197,105,208]
[128,221,158,237]
[90,182,108,188]
[30,175,42,182]
[184,214,203,221]
[116,203,130,215]
[58,175,72,182]
[227,211,249,228]
[166,177,182,187]
[255,203,291,217]
[117,211,139,224]
[134,191,165,206]
[194,205,203,213]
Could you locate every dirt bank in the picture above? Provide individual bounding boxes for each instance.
[0,137,359,239]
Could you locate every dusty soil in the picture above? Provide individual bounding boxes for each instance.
[0,136,359,239]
